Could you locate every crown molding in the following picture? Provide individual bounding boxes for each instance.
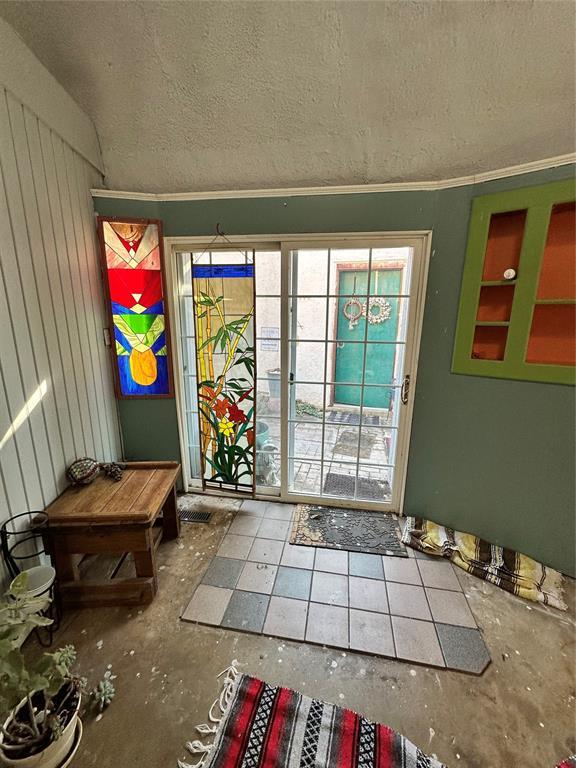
[92,153,575,202]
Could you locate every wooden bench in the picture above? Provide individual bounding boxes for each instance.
[44,461,180,607]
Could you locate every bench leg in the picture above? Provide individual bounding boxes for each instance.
[52,547,80,582]
[162,486,180,540]
[133,529,158,594]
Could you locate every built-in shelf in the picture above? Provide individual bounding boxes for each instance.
[475,321,510,327]
[453,179,575,384]
[534,298,576,305]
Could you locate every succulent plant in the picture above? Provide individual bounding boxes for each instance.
[0,575,117,759]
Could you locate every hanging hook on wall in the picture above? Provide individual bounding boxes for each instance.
[216,222,225,238]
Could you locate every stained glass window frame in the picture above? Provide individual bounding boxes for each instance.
[97,216,174,399]
[191,252,257,495]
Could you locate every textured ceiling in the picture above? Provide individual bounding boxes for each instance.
[1,1,574,193]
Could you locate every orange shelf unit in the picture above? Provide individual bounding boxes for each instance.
[476,285,515,322]
[472,325,508,361]
[481,209,526,282]
[526,304,576,367]
[453,178,575,384]
[536,202,576,301]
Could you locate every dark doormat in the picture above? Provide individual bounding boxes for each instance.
[323,471,391,501]
[326,411,382,426]
[290,503,407,557]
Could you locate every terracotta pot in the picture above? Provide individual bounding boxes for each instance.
[0,687,81,768]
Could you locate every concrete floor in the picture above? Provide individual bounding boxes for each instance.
[35,496,575,768]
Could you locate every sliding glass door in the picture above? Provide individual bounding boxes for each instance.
[285,245,414,509]
[173,235,427,512]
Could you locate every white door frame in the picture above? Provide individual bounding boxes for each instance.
[164,231,432,515]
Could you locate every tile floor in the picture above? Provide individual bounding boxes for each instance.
[181,499,491,673]
[254,416,393,500]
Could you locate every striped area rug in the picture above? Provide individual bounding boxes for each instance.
[179,664,445,767]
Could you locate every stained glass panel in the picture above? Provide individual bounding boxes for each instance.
[192,262,256,492]
[99,218,172,397]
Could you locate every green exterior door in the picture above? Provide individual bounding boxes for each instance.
[334,269,401,409]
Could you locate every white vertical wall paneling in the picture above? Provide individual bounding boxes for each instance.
[8,94,68,476]
[0,314,30,512]
[50,134,101,458]
[0,84,120,529]
[0,90,56,507]
[24,109,79,462]
[86,162,121,457]
[0,474,12,584]
[72,152,116,461]
[39,124,92,456]
[62,141,106,459]
[83,155,123,458]
[25,110,83,464]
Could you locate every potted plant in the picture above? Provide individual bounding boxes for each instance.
[266,368,281,399]
[0,574,115,767]
[255,420,270,449]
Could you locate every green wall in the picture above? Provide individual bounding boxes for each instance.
[94,164,576,575]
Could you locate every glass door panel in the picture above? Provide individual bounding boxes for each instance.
[177,248,282,493]
[287,246,414,506]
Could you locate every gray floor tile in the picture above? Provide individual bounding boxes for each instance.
[181,585,232,625]
[273,566,312,600]
[350,610,395,657]
[349,576,389,613]
[413,548,439,561]
[426,589,476,628]
[417,560,461,591]
[221,590,269,633]
[391,616,445,667]
[228,516,262,536]
[248,538,284,565]
[306,602,349,647]
[314,548,349,575]
[387,582,432,620]
[264,596,308,640]
[310,571,348,606]
[237,561,278,594]
[436,624,490,674]
[382,556,422,585]
[216,534,254,560]
[201,557,245,589]
[349,552,384,579]
[263,503,295,521]
[281,543,315,570]
[240,499,267,516]
[257,518,291,540]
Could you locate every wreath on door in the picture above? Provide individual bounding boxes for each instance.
[342,298,364,330]
[343,296,392,329]
[363,297,392,324]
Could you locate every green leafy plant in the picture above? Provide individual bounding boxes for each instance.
[295,400,324,420]
[0,574,115,759]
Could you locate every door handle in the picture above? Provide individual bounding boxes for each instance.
[401,374,410,405]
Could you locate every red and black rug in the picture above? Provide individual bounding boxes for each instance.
[179,664,445,767]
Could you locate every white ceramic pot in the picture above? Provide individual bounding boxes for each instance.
[16,566,56,598]
[0,688,81,768]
